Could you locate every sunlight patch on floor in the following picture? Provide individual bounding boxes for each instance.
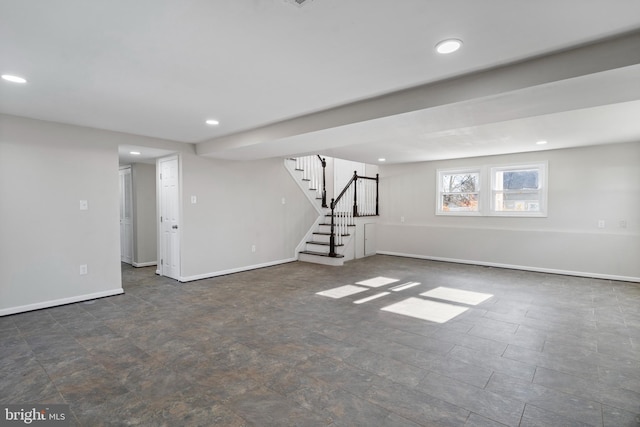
[381,297,469,323]
[354,292,390,305]
[316,285,369,299]
[390,282,422,292]
[420,287,493,305]
[355,277,399,288]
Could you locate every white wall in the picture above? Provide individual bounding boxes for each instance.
[0,116,124,314]
[377,142,640,281]
[0,115,193,315]
[178,154,318,280]
[131,163,157,266]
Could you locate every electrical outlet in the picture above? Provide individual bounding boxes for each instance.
[400,216,405,223]
[79,200,88,210]
[597,220,605,229]
[79,264,88,275]
[619,220,627,229]
[251,245,256,253]
[281,197,286,205]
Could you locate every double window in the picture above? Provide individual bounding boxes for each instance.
[437,162,547,217]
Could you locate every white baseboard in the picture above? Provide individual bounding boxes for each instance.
[179,258,297,282]
[132,261,157,267]
[377,251,640,283]
[0,288,124,317]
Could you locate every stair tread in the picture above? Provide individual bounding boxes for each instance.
[313,232,350,237]
[307,241,344,246]
[300,250,345,258]
[319,223,355,227]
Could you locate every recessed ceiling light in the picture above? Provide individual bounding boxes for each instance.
[205,119,219,126]
[435,39,463,54]
[536,140,548,145]
[130,151,141,155]
[378,158,386,162]
[1,74,27,83]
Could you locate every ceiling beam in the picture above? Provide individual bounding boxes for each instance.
[196,30,640,158]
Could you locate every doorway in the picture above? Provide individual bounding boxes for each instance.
[119,166,133,264]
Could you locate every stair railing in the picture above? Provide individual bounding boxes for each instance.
[295,155,327,208]
[329,171,379,257]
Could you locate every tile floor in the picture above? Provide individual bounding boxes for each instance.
[1,255,639,426]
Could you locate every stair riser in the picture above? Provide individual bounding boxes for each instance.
[298,252,344,266]
[305,243,346,254]
[317,224,353,234]
[313,235,352,245]
[313,234,348,244]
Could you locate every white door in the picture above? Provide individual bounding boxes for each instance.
[159,156,180,280]
[119,167,133,264]
[364,223,376,256]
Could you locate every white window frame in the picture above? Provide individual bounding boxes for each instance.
[435,161,549,217]
[489,162,548,217]
[436,167,482,216]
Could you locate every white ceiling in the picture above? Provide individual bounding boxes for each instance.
[1,0,640,164]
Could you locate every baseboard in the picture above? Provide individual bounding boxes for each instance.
[0,288,124,317]
[179,258,297,282]
[376,251,640,283]
[132,261,157,267]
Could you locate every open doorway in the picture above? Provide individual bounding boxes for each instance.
[118,145,174,288]
[119,166,133,264]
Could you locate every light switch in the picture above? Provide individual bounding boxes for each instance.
[79,200,88,210]
[191,195,197,204]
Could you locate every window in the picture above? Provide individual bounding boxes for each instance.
[437,169,481,215]
[436,162,548,217]
[490,163,547,216]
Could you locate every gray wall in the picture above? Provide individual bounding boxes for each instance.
[0,114,320,314]
[179,154,318,279]
[131,163,157,266]
[0,116,178,314]
[377,142,640,281]
[0,115,124,314]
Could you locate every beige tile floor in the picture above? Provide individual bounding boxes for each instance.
[1,255,639,426]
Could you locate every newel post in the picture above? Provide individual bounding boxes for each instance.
[375,173,379,216]
[352,171,359,217]
[329,198,337,257]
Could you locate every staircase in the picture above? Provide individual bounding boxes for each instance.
[286,156,378,266]
[299,211,354,266]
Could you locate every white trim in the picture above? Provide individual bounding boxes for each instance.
[178,257,297,282]
[376,251,640,283]
[132,261,157,267]
[0,288,124,317]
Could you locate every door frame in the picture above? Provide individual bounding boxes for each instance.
[119,165,134,264]
[157,154,181,280]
